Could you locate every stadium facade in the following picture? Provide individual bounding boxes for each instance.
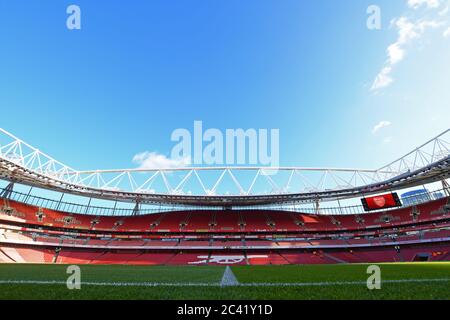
[0,128,449,265]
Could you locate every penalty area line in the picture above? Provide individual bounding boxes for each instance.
[0,278,449,287]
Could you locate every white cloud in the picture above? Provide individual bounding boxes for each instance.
[387,43,405,65]
[132,151,190,169]
[408,0,441,9]
[372,121,392,135]
[416,19,443,31]
[371,16,443,91]
[444,26,450,37]
[371,67,393,90]
[396,17,420,44]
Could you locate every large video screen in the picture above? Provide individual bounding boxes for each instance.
[361,193,402,211]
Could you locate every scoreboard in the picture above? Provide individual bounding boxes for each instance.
[361,193,402,211]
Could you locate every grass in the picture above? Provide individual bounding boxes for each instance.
[0,262,449,300]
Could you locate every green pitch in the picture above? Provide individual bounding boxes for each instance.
[0,262,449,300]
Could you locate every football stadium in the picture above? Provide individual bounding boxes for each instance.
[0,127,449,300]
[2,1,450,305]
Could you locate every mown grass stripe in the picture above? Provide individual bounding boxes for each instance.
[0,278,449,287]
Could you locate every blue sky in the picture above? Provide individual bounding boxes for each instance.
[0,0,449,173]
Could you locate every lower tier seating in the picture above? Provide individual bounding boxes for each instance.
[0,242,448,265]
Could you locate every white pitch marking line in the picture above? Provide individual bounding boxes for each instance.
[0,280,219,287]
[240,278,450,287]
[220,266,240,287]
[0,278,449,287]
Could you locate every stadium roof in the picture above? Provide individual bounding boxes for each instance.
[0,128,449,207]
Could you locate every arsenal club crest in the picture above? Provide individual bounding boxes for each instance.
[373,196,386,207]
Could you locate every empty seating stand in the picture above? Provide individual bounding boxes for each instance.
[0,196,449,265]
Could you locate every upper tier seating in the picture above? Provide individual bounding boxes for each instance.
[0,197,448,235]
[214,211,241,232]
[184,211,214,232]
